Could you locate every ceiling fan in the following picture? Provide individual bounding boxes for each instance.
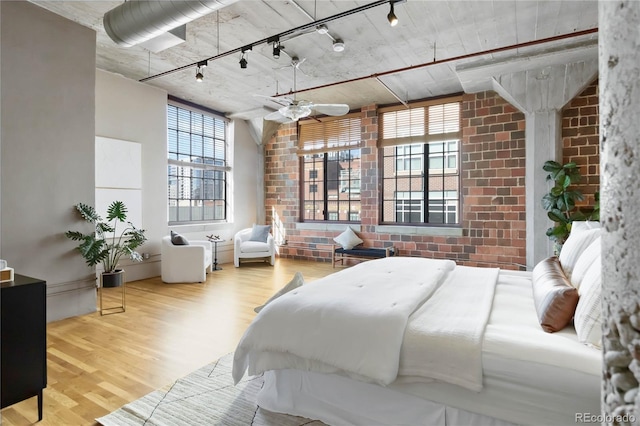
[276,55,309,76]
[261,59,349,123]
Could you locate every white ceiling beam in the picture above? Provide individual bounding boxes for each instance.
[455,38,598,93]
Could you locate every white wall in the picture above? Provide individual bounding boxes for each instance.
[95,70,168,281]
[0,2,97,321]
[96,71,261,271]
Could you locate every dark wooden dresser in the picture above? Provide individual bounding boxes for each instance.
[1,274,47,421]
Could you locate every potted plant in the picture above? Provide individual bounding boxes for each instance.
[541,160,599,252]
[65,201,147,287]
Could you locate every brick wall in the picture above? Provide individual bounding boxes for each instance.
[562,78,600,210]
[458,92,526,268]
[265,85,599,270]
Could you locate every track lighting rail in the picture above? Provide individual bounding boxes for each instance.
[140,0,394,82]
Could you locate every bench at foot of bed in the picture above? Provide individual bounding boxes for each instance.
[332,245,397,268]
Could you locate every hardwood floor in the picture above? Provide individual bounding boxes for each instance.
[1,258,336,426]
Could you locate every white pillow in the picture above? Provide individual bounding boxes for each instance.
[254,272,304,313]
[574,256,602,348]
[559,228,600,280]
[570,236,601,290]
[333,227,363,250]
[570,221,601,233]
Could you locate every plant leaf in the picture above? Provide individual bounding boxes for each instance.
[565,190,585,202]
[75,203,101,223]
[65,231,88,241]
[96,222,115,234]
[548,209,568,223]
[106,200,128,222]
[563,193,575,211]
[542,193,558,210]
[543,161,562,173]
[569,210,587,221]
[551,186,564,197]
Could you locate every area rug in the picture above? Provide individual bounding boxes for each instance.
[96,353,325,425]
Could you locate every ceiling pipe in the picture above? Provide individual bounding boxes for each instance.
[104,0,239,47]
[273,28,598,99]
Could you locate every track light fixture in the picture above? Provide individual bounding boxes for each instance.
[240,45,251,69]
[195,60,207,82]
[316,24,329,35]
[273,39,281,59]
[387,3,398,26]
[387,0,405,26]
[332,39,345,52]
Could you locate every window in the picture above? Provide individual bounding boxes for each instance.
[429,141,459,173]
[379,99,461,225]
[428,190,459,224]
[167,102,229,224]
[299,114,362,222]
[395,191,423,223]
[395,144,423,173]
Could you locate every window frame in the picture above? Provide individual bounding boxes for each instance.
[167,98,230,225]
[378,97,462,227]
[298,114,362,223]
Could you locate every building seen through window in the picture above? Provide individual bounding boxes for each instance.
[167,102,229,224]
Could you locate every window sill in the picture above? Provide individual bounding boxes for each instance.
[294,223,461,237]
[295,222,361,232]
[375,225,463,237]
[169,222,231,233]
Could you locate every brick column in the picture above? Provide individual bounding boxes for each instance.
[359,105,378,235]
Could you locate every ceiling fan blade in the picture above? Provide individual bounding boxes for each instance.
[252,93,293,107]
[264,110,293,123]
[311,103,350,116]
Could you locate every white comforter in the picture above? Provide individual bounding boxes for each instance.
[232,257,499,391]
[233,257,455,385]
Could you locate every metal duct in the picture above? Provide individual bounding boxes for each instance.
[104,0,239,47]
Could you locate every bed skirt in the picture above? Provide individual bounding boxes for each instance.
[257,370,515,426]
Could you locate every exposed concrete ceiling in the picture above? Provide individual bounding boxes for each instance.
[30,1,599,120]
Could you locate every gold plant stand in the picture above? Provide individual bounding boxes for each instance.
[99,271,126,316]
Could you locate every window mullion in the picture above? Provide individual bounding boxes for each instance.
[323,153,329,221]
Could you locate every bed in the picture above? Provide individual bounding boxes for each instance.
[232,223,603,426]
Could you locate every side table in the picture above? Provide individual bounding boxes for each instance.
[206,235,223,271]
[1,275,47,421]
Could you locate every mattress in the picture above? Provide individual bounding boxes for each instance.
[256,270,602,426]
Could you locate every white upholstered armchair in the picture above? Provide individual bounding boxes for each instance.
[161,236,212,283]
[234,227,276,267]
